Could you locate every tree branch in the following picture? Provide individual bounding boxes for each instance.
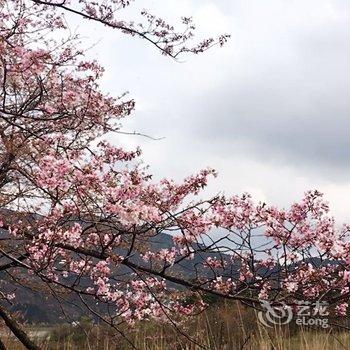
[0,305,40,350]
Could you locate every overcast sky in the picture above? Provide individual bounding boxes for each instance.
[77,0,350,222]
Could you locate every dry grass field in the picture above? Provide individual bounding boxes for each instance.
[1,302,349,349]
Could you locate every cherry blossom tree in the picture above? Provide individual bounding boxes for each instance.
[0,1,349,349]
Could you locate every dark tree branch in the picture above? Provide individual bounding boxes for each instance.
[0,305,40,350]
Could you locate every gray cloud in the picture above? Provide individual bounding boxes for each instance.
[183,1,350,174]
[77,0,350,220]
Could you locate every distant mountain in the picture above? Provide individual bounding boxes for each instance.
[0,215,235,324]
